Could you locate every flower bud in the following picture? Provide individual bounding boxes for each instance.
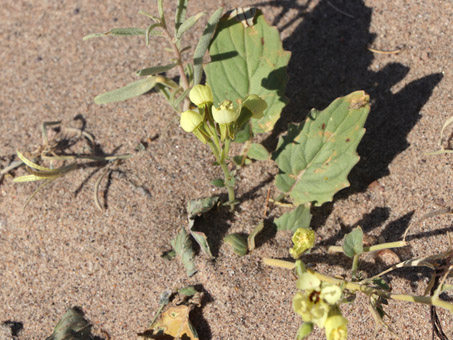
[180,110,203,132]
[325,315,348,340]
[289,228,316,259]
[212,100,239,124]
[243,94,267,118]
[296,322,314,340]
[189,84,213,107]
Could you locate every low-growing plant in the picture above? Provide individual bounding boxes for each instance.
[4,121,130,210]
[264,228,453,340]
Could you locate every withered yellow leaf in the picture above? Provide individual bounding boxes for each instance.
[138,305,199,340]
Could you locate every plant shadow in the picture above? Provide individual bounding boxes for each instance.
[254,0,442,210]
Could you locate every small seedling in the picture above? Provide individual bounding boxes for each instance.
[4,121,131,210]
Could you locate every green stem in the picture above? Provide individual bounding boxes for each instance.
[328,241,407,254]
[351,254,359,280]
[262,258,453,313]
[208,140,235,210]
[160,26,190,111]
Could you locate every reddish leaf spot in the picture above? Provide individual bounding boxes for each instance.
[346,138,350,142]
[321,123,326,130]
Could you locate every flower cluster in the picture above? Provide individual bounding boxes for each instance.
[293,270,348,340]
[180,84,267,143]
[289,228,316,259]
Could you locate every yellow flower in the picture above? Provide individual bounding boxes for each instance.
[293,290,330,328]
[289,228,315,259]
[180,110,203,132]
[189,84,213,106]
[212,100,239,124]
[325,315,348,340]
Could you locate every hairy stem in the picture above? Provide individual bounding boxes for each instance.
[161,27,191,111]
[262,258,453,313]
[328,241,407,254]
[208,140,235,210]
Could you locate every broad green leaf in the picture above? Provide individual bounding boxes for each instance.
[83,27,146,40]
[274,205,312,232]
[94,77,157,104]
[205,9,291,133]
[210,178,225,187]
[224,233,247,256]
[247,221,264,251]
[136,63,176,76]
[171,227,197,276]
[175,0,188,31]
[188,219,213,259]
[176,12,205,39]
[342,226,364,258]
[247,143,269,160]
[274,91,370,206]
[233,122,253,143]
[193,7,223,85]
[46,307,92,340]
[187,196,219,218]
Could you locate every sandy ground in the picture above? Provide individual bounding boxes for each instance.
[0,0,452,339]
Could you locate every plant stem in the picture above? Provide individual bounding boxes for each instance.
[262,258,453,313]
[328,241,407,254]
[160,26,191,111]
[351,254,359,280]
[208,141,235,210]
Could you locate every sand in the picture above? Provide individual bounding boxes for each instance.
[0,0,452,339]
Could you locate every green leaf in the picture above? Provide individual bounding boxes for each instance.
[211,178,225,187]
[224,234,248,256]
[136,63,176,76]
[296,322,314,340]
[173,88,191,111]
[274,91,371,206]
[146,23,162,45]
[274,204,312,232]
[83,27,146,40]
[193,7,223,85]
[342,226,364,258]
[371,278,390,291]
[233,122,253,143]
[176,12,205,39]
[205,9,291,133]
[247,222,264,251]
[175,0,188,31]
[247,143,269,160]
[157,0,165,24]
[188,219,213,259]
[187,196,219,218]
[161,249,176,260]
[94,77,157,104]
[178,286,197,297]
[46,307,92,340]
[171,227,197,276]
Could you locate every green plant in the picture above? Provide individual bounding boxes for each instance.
[84,3,290,210]
[264,228,453,340]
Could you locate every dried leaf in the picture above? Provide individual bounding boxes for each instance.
[46,307,92,340]
[138,305,199,340]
